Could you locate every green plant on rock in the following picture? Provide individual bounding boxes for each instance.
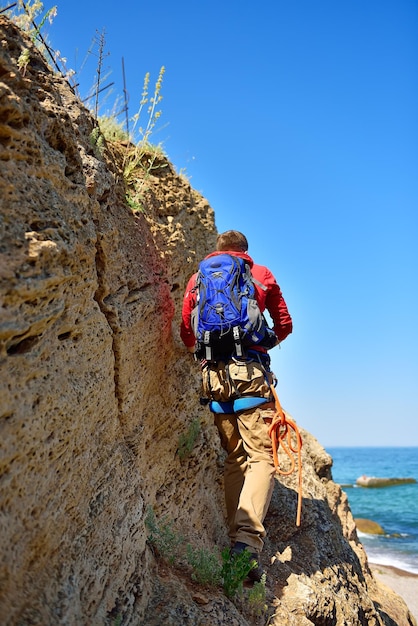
[3,1,67,77]
[144,507,184,565]
[132,66,165,146]
[247,573,268,617]
[98,115,129,143]
[144,508,262,600]
[89,126,105,158]
[186,544,222,587]
[125,193,143,213]
[121,68,167,215]
[17,47,30,75]
[221,547,256,599]
[177,417,201,461]
[123,140,167,185]
[3,0,55,35]
[123,67,166,187]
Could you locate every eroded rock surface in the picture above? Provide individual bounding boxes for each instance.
[0,17,415,626]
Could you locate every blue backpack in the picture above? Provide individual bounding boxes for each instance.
[191,254,276,360]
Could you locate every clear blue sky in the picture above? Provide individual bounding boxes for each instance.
[17,0,418,447]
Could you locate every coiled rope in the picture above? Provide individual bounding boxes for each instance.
[268,383,303,527]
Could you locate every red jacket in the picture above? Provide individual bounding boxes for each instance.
[180,250,293,349]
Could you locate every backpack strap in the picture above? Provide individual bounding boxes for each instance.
[248,349,278,390]
[233,326,243,357]
[203,330,212,361]
[251,276,268,291]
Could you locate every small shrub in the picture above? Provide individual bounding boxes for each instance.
[89,126,105,158]
[178,418,201,461]
[17,48,30,75]
[98,115,129,142]
[4,1,54,35]
[144,507,184,565]
[131,66,165,146]
[125,193,143,213]
[144,508,263,600]
[3,1,74,81]
[122,67,166,191]
[247,573,267,617]
[186,544,222,587]
[221,547,256,598]
[123,142,167,185]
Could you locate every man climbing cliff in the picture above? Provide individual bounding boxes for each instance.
[180,230,292,580]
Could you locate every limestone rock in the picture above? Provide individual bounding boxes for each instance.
[0,16,416,626]
[355,518,386,535]
[356,475,417,488]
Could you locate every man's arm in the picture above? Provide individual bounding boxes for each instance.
[180,274,197,350]
[264,272,293,343]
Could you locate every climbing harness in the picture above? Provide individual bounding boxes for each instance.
[208,396,269,414]
[268,382,303,527]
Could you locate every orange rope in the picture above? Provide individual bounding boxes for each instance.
[268,383,303,527]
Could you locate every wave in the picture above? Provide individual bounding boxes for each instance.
[363,543,418,575]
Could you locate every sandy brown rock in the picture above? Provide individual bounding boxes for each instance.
[0,16,416,626]
[356,476,416,488]
[355,518,386,535]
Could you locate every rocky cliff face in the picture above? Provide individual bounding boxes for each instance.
[0,17,415,626]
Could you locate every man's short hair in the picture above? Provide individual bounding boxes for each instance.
[216,230,248,252]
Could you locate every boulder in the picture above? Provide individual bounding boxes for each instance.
[356,475,417,488]
[355,518,386,535]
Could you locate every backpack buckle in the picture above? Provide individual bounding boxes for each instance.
[203,331,212,360]
[233,326,243,357]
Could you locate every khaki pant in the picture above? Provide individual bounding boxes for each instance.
[202,358,276,553]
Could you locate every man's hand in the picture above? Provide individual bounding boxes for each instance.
[187,345,195,354]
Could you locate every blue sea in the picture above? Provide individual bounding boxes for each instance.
[327,447,418,574]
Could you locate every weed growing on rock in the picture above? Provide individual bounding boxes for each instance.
[177,417,201,461]
[98,115,129,143]
[88,115,129,163]
[5,3,169,214]
[247,574,268,617]
[186,544,222,587]
[123,67,166,177]
[116,67,168,214]
[17,47,30,75]
[3,0,54,35]
[145,507,256,599]
[125,194,143,213]
[221,547,257,599]
[144,507,184,565]
[132,66,165,146]
[3,1,75,81]
[89,126,105,158]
